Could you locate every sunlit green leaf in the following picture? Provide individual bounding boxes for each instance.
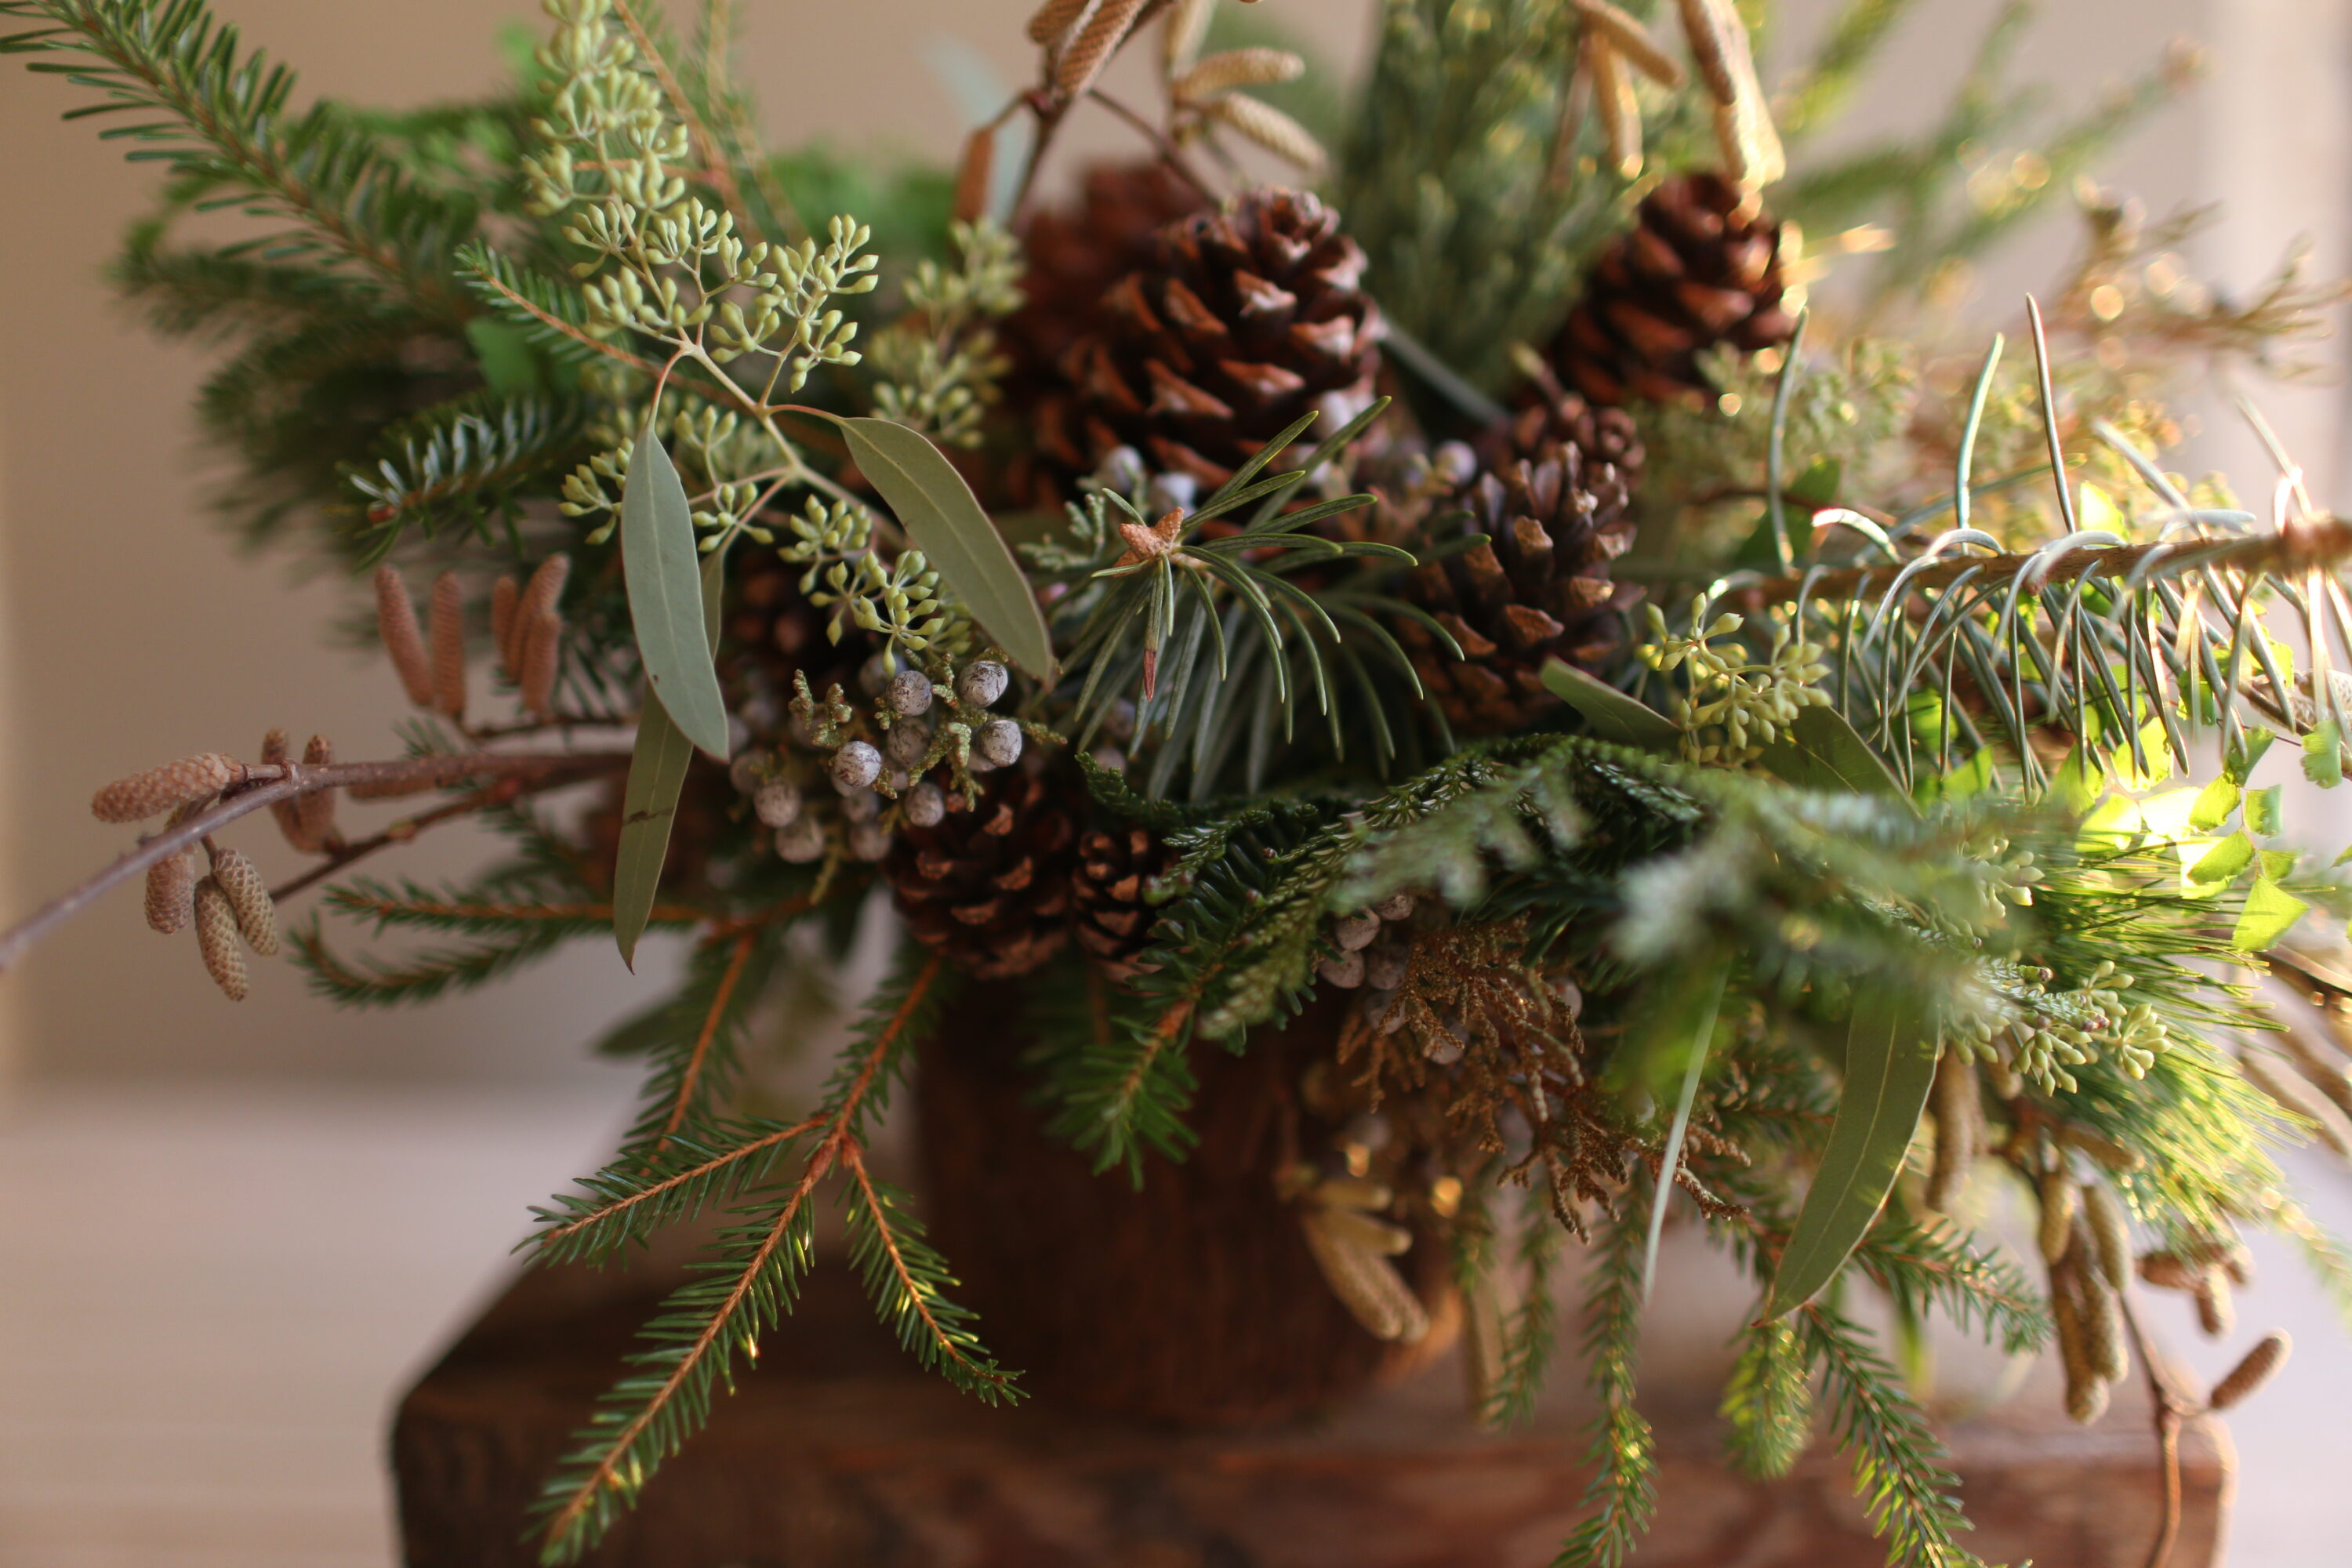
[621,425,731,760]
[2307,721,2343,789]
[2189,832,2256,886]
[2187,776,2241,833]
[1756,705,1910,804]
[1539,659,1678,750]
[2246,783,2284,838]
[2234,877,2310,951]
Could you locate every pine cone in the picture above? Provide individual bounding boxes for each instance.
[1491,386,1646,492]
[885,767,1080,981]
[1071,824,1171,982]
[1044,188,1382,490]
[1546,172,1794,408]
[1403,448,1639,735]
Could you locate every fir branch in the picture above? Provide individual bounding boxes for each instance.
[528,1115,820,1266]
[1854,1210,2051,1356]
[1552,1199,1657,1568]
[1798,1303,1984,1568]
[345,390,590,547]
[838,1146,1022,1396]
[1721,1316,1816,1481]
[630,924,791,1156]
[291,914,591,1006]
[1485,1185,1564,1427]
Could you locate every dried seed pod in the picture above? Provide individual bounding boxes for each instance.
[904,779,948,828]
[490,575,521,675]
[192,876,249,1001]
[1373,892,1416,923]
[2195,1269,2235,1338]
[2082,1181,2132,1293]
[1206,93,1328,176]
[2207,1330,2290,1411]
[1172,46,1305,102]
[296,735,339,849]
[92,753,239,824]
[1332,912,1381,952]
[1299,1206,1430,1344]
[208,846,279,958]
[848,820,893,862]
[1926,1050,1979,1214]
[1363,942,1410,991]
[2037,1163,2078,1265]
[776,816,829,864]
[1054,0,1149,99]
[145,850,196,935]
[837,783,881,822]
[374,565,434,708]
[753,779,803,829]
[956,660,1010,709]
[428,570,466,720]
[518,612,562,719]
[884,714,935,768]
[1318,949,1367,989]
[974,718,1025,768]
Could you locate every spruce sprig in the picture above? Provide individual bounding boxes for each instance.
[1798,1304,1984,1568]
[1552,1198,1657,1568]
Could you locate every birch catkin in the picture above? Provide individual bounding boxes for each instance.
[1027,0,1093,46]
[1589,37,1643,180]
[92,753,239,823]
[208,846,278,958]
[1173,47,1305,101]
[375,564,434,708]
[296,735,338,849]
[193,877,248,1001]
[2207,1331,2289,1410]
[1055,0,1149,98]
[1163,0,1215,71]
[516,554,571,649]
[2082,1181,2132,1292]
[1573,0,1684,87]
[490,575,521,677]
[1208,93,1328,175]
[2037,1163,2077,1264]
[1926,1050,1979,1212]
[146,851,196,935]
[1300,1206,1429,1344]
[519,612,563,718]
[428,570,466,720]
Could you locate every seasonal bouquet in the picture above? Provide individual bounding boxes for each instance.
[6,1,2352,1564]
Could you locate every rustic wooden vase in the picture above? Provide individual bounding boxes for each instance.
[913,979,1460,1426]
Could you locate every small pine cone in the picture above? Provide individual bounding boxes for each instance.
[374,565,434,708]
[1070,824,1172,982]
[1491,383,1646,490]
[518,612,562,718]
[2207,1330,2290,1411]
[145,850,196,935]
[1399,445,1639,735]
[92,753,239,824]
[296,735,339,849]
[1544,171,1795,408]
[490,575,521,676]
[884,768,1080,980]
[209,846,278,957]
[192,876,249,1001]
[428,570,466,720]
[1043,188,1382,492]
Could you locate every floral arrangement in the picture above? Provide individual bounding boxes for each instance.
[6,2,2352,1565]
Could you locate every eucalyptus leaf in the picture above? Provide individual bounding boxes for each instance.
[1538,659,1678,750]
[1644,956,1731,1300]
[1762,1003,1936,1319]
[1755,705,1910,804]
[621,424,731,760]
[613,548,728,968]
[844,416,1057,682]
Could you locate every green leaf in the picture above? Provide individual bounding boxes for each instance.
[843,417,1056,682]
[2187,776,2241,833]
[2246,783,2284,838]
[2049,746,2106,815]
[2260,848,2301,883]
[2234,877,2310,951]
[613,548,728,968]
[464,318,543,397]
[1790,456,1842,505]
[1539,659,1679,750]
[2189,831,2256,886]
[622,426,731,760]
[1755,705,1910,804]
[1643,956,1730,1299]
[2224,728,2274,786]
[1762,1004,1936,1319]
[2308,721,2345,788]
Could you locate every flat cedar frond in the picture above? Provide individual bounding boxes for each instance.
[0,1,477,315]
[1798,1304,1984,1568]
[1721,1316,1816,1481]
[528,1116,818,1268]
[1854,1210,2050,1356]
[1552,1197,1657,1568]
[532,950,965,1563]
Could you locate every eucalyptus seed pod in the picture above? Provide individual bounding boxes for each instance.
[848,820,893,862]
[490,575,521,675]
[956,660,1010,709]
[837,783,881,822]
[753,779,803,829]
[885,668,935,717]
[374,565,434,709]
[1926,1051,1980,1213]
[92,753,240,824]
[428,570,466,720]
[208,846,279,958]
[145,850,197,935]
[884,713,935,768]
[260,731,316,852]
[2207,1330,2290,1411]
[831,741,883,790]
[2038,1163,2078,1265]
[192,877,249,1001]
[517,612,563,719]
[973,718,1025,768]
[1363,942,1410,991]
[1373,892,1416,923]
[1317,949,1367,989]
[2195,1269,2235,1338]
[296,735,339,849]
[2082,1181,2132,1293]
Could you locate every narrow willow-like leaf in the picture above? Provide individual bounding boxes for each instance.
[843,416,1057,682]
[622,425,731,760]
[614,550,726,968]
[1763,1003,1936,1319]
[1645,956,1730,1299]
[1540,659,1678,750]
[1755,705,1910,804]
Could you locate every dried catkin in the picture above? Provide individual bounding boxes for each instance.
[2082,1181,2132,1292]
[92,753,239,823]
[515,554,570,654]
[519,611,563,718]
[1027,0,1092,46]
[296,735,339,849]
[1926,1051,1978,1213]
[428,570,466,720]
[1674,0,1747,105]
[1207,93,1327,175]
[374,564,434,708]
[2207,1331,2290,1411]
[1462,1260,1508,1425]
[1162,0,1214,70]
[145,850,196,935]
[1172,46,1304,101]
[2037,1162,2077,1264]
[1573,0,1686,86]
[2240,1048,2352,1158]
[1588,36,1643,180]
[2049,1254,2109,1425]
[192,877,248,1001]
[490,575,521,678]
[1055,0,1149,98]
[208,846,278,958]
[951,122,996,224]
[2195,1269,2235,1338]
[1299,1205,1430,1344]
[2077,1252,2129,1386]
[2138,1250,2198,1291]
[261,730,315,851]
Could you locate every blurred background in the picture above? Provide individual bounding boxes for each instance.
[1,1,2347,1563]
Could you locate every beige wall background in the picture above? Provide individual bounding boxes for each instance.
[0,0,2343,1085]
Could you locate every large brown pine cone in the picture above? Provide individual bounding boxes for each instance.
[1040,188,1383,490]
[884,766,1080,980]
[1490,386,1646,492]
[1546,172,1795,408]
[1071,824,1171,982]
[1403,447,1639,735]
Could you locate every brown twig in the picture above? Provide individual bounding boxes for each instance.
[0,750,628,978]
[650,931,760,1155]
[1085,88,1218,200]
[2118,1290,2196,1568]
